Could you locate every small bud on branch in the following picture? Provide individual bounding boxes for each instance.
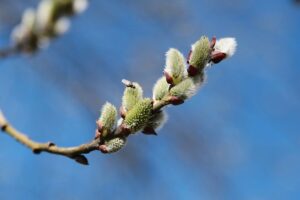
[164,48,186,85]
[0,33,236,164]
[122,80,143,113]
[98,102,117,138]
[123,98,153,133]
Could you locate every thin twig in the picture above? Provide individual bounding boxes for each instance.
[0,46,19,59]
[0,110,100,165]
[0,99,170,164]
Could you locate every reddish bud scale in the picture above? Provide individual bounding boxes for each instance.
[94,120,103,138]
[119,106,126,119]
[94,129,101,139]
[96,120,103,132]
[99,145,109,153]
[210,36,216,48]
[120,124,132,136]
[211,51,226,64]
[164,71,174,85]
[187,65,198,76]
[168,96,184,105]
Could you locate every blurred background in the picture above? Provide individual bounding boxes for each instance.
[1,0,300,199]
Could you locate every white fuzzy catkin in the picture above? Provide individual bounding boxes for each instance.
[12,9,36,43]
[147,110,168,131]
[189,36,211,70]
[11,0,89,53]
[170,78,198,100]
[73,0,89,14]
[36,0,53,32]
[99,102,117,135]
[54,17,70,35]
[152,77,169,101]
[122,81,143,112]
[164,48,186,85]
[214,37,237,57]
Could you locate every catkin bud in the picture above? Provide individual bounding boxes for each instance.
[188,36,211,75]
[211,37,237,63]
[36,0,56,35]
[12,9,38,52]
[36,0,85,34]
[169,78,198,100]
[122,80,143,113]
[99,137,126,154]
[53,17,70,35]
[12,0,89,53]
[73,0,89,14]
[98,102,117,137]
[123,98,153,133]
[164,48,186,85]
[143,110,168,135]
[152,77,169,101]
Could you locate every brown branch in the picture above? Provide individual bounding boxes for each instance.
[0,98,170,164]
[0,110,101,165]
[0,46,19,59]
[0,68,202,163]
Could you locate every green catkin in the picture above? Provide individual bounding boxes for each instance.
[146,110,167,131]
[99,102,117,137]
[104,137,126,153]
[189,36,211,70]
[152,77,169,101]
[124,98,153,132]
[122,82,143,112]
[170,78,197,100]
[164,48,186,85]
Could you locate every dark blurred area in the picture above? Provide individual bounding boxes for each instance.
[294,0,300,5]
[1,0,300,200]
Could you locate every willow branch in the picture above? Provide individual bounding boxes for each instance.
[0,0,89,59]
[0,36,237,163]
[0,110,100,165]
[0,46,19,59]
[0,100,169,164]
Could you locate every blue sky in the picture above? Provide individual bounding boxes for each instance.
[0,0,300,199]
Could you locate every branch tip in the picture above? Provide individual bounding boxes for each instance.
[0,111,8,131]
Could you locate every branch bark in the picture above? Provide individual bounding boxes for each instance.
[0,110,100,165]
[0,46,18,59]
[0,99,170,165]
